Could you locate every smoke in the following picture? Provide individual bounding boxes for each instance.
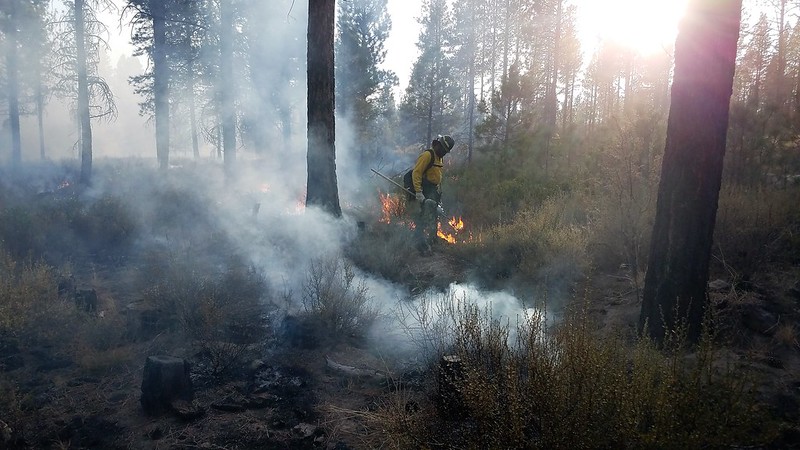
[0,0,555,374]
[366,279,546,365]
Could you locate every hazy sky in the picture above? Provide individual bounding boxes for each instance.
[382,0,689,95]
[102,0,693,96]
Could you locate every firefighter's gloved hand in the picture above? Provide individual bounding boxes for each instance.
[415,192,425,204]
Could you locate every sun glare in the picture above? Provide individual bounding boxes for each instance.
[577,0,688,55]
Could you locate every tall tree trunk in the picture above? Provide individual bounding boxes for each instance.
[189,87,199,158]
[151,0,170,170]
[75,0,93,184]
[775,0,787,111]
[220,0,236,178]
[543,0,563,174]
[426,82,434,144]
[6,0,22,167]
[639,0,742,344]
[467,1,476,163]
[306,0,341,216]
[36,75,46,159]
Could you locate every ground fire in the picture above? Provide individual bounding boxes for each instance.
[378,192,476,244]
[378,192,405,224]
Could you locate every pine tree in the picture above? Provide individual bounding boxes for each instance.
[335,0,396,169]
[50,0,116,184]
[399,0,459,146]
[306,0,341,216]
[640,0,742,344]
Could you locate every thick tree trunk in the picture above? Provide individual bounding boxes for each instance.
[151,0,170,170]
[6,0,22,167]
[306,0,341,216]
[639,0,742,344]
[75,0,93,184]
[220,0,236,177]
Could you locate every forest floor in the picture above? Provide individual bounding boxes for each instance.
[2,230,799,449]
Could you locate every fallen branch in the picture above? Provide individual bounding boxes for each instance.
[325,356,386,379]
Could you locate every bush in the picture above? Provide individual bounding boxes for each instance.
[79,195,138,259]
[0,250,81,347]
[346,221,418,283]
[139,256,270,381]
[370,303,771,449]
[714,185,800,275]
[0,193,137,263]
[301,256,377,341]
[463,193,588,285]
[446,157,564,229]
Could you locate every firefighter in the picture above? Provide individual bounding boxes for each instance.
[411,134,455,254]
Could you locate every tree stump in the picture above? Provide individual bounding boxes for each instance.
[140,356,193,416]
[437,355,465,418]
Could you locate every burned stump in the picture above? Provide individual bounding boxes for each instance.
[140,355,193,416]
[437,355,466,419]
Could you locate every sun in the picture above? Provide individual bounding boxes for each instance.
[576,0,689,55]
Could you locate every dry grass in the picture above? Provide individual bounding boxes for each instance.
[773,322,799,350]
[464,193,589,284]
[361,302,773,449]
[715,185,800,275]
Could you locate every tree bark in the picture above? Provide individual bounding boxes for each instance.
[189,87,199,159]
[75,0,93,184]
[220,0,236,178]
[639,0,742,344]
[6,0,22,167]
[36,76,46,160]
[306,0,341,217]
[151,0,170,170]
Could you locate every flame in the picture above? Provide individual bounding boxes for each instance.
[437,216,480,244]
[449,216,464,231]
[58,179,71,189]
[379,192,404,224]
[437,223,457,244]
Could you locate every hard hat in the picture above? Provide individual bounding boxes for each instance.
[437,135,455,153]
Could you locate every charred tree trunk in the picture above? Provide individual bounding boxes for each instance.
[639,0,742,344]
[306,0,341,217]
[6,0,22,167]
[220,0,236,178]
[75,0,93,184]
[151,0,170,170]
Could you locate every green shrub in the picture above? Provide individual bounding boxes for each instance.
[446,158,564,229]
